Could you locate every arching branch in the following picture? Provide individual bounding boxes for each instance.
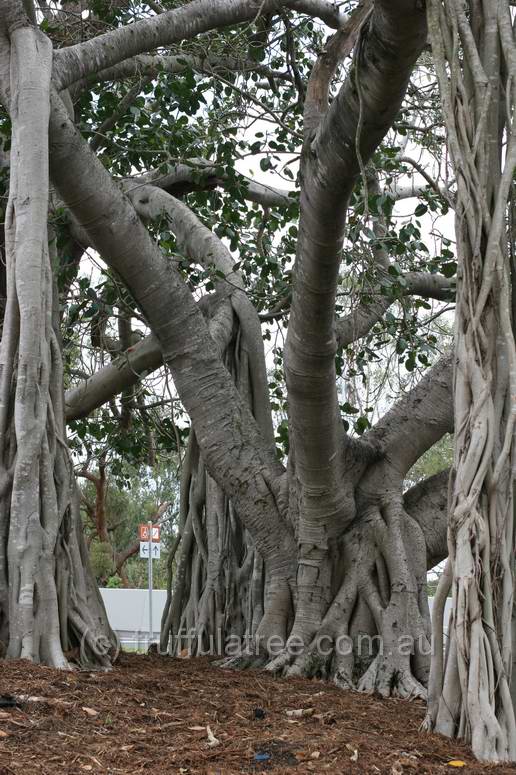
[53,0,290,89]
[131,160,295,209]
[285,0,428,530]
[71,53,292,92]
[336,271,455,349]
[49,91,296,571]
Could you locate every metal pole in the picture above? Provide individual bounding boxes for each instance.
[148,519,153,647]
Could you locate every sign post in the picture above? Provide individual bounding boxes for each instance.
[148,519,153,647]
[139,522,161,647]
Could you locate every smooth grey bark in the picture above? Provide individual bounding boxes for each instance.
[131,161,295,210]
[336,271,454,349]
[123,181,276,449]
[53,0,290,90]
[286,0,349,29]
[264,354,454,691]
[0,6,115,666]
[65,335,163,422]
[282,0,428,651]
[404,469,449,570]
[46,0,453,691]
[71,53,292,94]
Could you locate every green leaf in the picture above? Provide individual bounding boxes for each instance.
[441,261,457,278]
[354,416,371,435]
[341,402,359,415]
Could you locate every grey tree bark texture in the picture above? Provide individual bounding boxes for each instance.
[0,2,116,666]
[422,0,516,762]
[0,0,457,672]
[0,0,514,763]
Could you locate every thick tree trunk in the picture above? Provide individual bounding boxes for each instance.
[0,0,474,704]
[163,342,452,700]
[167,439,451,695]
[0,7,115,667]
[424,1,516,761]
[43,0,449,690]
[282,0,428,657]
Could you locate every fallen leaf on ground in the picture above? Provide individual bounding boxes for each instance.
[286,707,314,717]
[206,725,220,747]
[314,711,336,724]
[448,762,466,768]
[81,707,99,717]
[397,757,418,769]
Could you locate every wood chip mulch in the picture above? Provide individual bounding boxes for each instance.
[0,653,514,774]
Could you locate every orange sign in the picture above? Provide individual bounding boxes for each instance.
[138,524,161,542]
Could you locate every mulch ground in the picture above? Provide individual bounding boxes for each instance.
[0,653,514,774]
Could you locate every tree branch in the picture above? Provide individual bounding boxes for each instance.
[132,159,295,209]
[126,182,275,446]
[49,91,296,570]
[286,0,349,29]
[404,469,450,569]
[284,0,427,526]
[335,271,455,349]
[365,353,453,476]
[303,0,373,136]
[53,0,290,90]
[66,334,163,422]
[70,53,292,94]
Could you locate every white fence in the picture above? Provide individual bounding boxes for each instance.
[99,589,452,651]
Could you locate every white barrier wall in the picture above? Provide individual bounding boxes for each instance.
[99,587,167,648]
[99,589,453,651]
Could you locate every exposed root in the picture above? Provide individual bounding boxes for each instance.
[264,649,293,675]
[216,654,266,670]
[285,648,332,680]
[358,655,427,700]
[332,667,355,691]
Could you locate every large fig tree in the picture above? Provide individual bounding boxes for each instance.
[0,0,513,763]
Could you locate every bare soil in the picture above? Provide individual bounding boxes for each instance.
[0,653,514,774]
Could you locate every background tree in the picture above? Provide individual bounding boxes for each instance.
[79,460,177,587]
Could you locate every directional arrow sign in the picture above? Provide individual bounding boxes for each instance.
[140,541,161,559]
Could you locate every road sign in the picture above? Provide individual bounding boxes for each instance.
[138,524,161,542]
[139,541,161,559]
